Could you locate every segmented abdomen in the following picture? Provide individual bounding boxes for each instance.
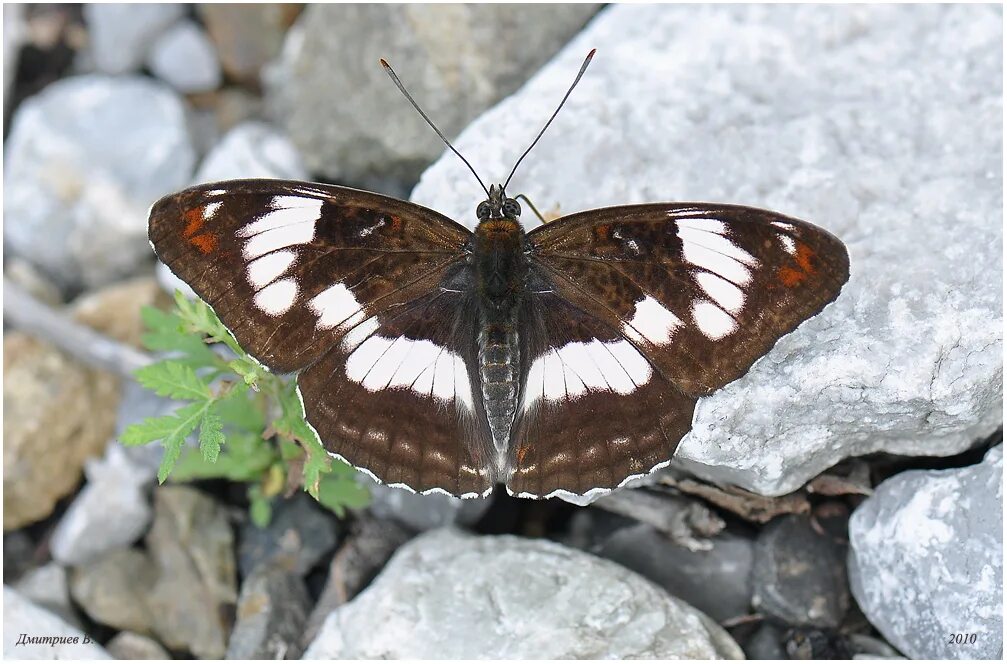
[478,318,520,454]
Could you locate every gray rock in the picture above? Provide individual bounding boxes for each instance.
[199,4,302,84]
[597,524,754,623]
[4,75,196,290]
[848,445,1002,659]
[194,121,307,184]
[365,480,490,531]
[3,4,24,100]
[69,548,156,634]
[83,4,183,74]
[752,515,849,628]
[412,4,1002,498]
[147,19,222,93]
[303,528,743,659]
[2,586,111,658]
[266,4,602,185]
[226,564,311,659]
[50,445,153,566]
[745,623,788,660]
[3,532,35,583]
[4,258,63,306]
[238,493,340,578]
[303,517,414,646]
[146,486,237,659]
[105,632,172,660]
[12,563,77,628]
[3,333,119,530]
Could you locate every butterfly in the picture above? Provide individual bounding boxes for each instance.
[149,51,850,500]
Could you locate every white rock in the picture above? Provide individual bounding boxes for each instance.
[266,4,603,185]
[2,587,110,658]
[848,445,1002,659]
[83,4,183,74]
[50,445,153,566]
[412,4,1002,497]
[4,4,25,99]
[147,19,223,93]
[193,121,307,184]
[303,528,742,659]
[4,75,196,289]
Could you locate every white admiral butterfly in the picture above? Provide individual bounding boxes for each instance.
[150,51,849,499]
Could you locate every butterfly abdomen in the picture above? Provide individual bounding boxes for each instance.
[473,218,528,455]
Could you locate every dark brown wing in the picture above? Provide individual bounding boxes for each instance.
[298,283,495,497]
[148,179,472,372]
[527,203,850,396]
[506,285,694,498]
[149,179,493,495]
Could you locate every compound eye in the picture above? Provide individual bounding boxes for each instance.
[476,201,492,220]
[502,198,521,219]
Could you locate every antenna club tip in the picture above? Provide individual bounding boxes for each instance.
[587,48,597,58]
[379,58,390,68]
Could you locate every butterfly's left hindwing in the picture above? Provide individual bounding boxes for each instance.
[527,203,850,397]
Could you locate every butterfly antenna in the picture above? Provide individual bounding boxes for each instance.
[380,58,491,197]
[502,49,596,192]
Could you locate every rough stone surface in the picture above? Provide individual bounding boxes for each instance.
[105,631,172,660]
[145,486,237,659]
[3,4,24,99]
[848,445,1003,659]
[752,515,849,628]
[12,563,77,628]
[597,525,754,623]
[4,75,196,289]
[4,257,62,306]
[147,19,222,93]
[365,480,490,531]
[50,444,153,566]
[412,4,1003,497]
[70,276,172,348]
[199,4,301,83]
[226,564,311,659]
[83,4,183,74]
[69,548,156,634]
[303,528,743,659]
[303,517,414,647]
[193,121,307,184]
[3,333,119,530]
[266,4,602,185]
[2,586,111,658]
[237,492,339,578]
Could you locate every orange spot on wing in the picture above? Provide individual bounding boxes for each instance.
[516,444,531,465]
[183,206,205,238]
[777,242,818,287]
[794,242,817,274]
[190,233,218,254]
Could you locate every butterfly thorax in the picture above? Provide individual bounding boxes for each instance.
[473,215,528,457]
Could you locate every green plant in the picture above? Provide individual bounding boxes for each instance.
[121,291,370,525]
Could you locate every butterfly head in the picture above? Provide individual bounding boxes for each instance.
[477,184,521,221]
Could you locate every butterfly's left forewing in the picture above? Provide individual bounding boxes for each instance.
[149,179,473,372]
[149,179,495,495]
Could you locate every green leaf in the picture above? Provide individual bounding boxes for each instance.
[169,432,276,482]
[198,412,224,463]
[215,389,265,433]
[228,357,262,386]
[140,306,222,368]
[248,488,272,527]
[135,361,212,401]
[316,472,371,518]
[135,402,209,483]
